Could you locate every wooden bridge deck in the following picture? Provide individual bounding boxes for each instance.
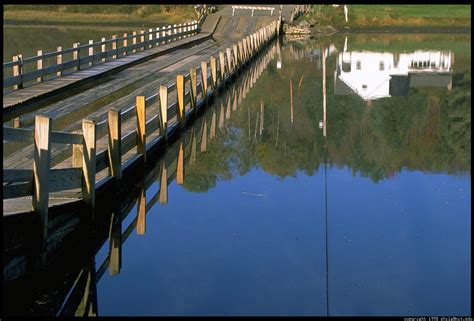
[2,7,290,217]
[3,29,217,121]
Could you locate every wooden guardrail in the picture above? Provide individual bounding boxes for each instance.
[4,21,199,91]
[3,20,279,255]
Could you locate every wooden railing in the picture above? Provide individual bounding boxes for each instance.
[3,21,199,91]
[3,20,279,253]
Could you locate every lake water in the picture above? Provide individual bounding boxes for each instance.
[3,30,471,316]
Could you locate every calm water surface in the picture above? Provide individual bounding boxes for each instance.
[5,30,471,316]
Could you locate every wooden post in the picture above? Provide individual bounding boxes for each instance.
[210,57,217,90]
[72,130,83,168]
[107,109,122,189]
[159,86,168,140]
[123,33,128,55]
[189,68,197,113]
[32,115,51,255]
[176,74,186,128]
[200,61,208,98]
[173,24,177,41]
[101,38,106,62]
[136,185,146,235]
[226,48,233,74]
[136,96,146,163]
[12,55,23,90]
[156,27,160,45]
[176,141,184,185]
[238,42,243,67]
[56,46,63,76]
[37,50,43,82]
[82,119,96,209]
[112,35,117,59]
[88,40,94,66]
[219,51,226,81]
[148,28,153,48]
[73,43,80,71]
[233,45,238,72]
[159,161,168,204]
[132,32,137,53]
[140,30,145,50]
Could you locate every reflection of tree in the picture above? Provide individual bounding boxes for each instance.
[181,40,470,192]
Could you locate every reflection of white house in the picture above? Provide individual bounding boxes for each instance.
[335,51,453,100]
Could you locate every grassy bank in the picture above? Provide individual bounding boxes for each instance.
[3,5,197,26]
[303,5,471,30]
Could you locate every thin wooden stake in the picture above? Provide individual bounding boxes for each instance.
[136,96,146,163]
[108,109,122,190]
[159,86,168,140]
[176,74,185,128]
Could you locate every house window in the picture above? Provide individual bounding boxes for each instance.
[356,61,361,70]
[379,61,385,70]
[362,84,367,90]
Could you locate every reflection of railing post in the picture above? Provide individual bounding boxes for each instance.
[137,183,146,235]
[176,141,185,185]
[33,115,52,260]
[108,211,122,275]
[159,161,168,205]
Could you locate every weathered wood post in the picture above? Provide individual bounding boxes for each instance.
[219,51,226,82]
[136,96,146,163]
[112,35,118,59]
[173,24,177,41]
[148,28,153,48]
[37,50,43,82]
[210,57,217,90]
[122,33,128,56]
[176,141,185,185]
[156,27,160,45]
[200,61,208,100]
[159,86,168,141]
[132,32,137,53]
[189,68,197,114]
[32,115,52,257]
[226,48,233,75]
[233,45,238,72]
[140,30,145,50]
[176,74,186,128]
[73,43,80,71]
[107,109,122,190]
[72,131,83,168]
[88,40,94,66]
[12,55,23,90]
[82,119,96,210]
[101,38,106,62]
[56,46,63,76]
[238,41,243,68]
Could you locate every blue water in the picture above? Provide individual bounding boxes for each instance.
[92,33,471,316]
